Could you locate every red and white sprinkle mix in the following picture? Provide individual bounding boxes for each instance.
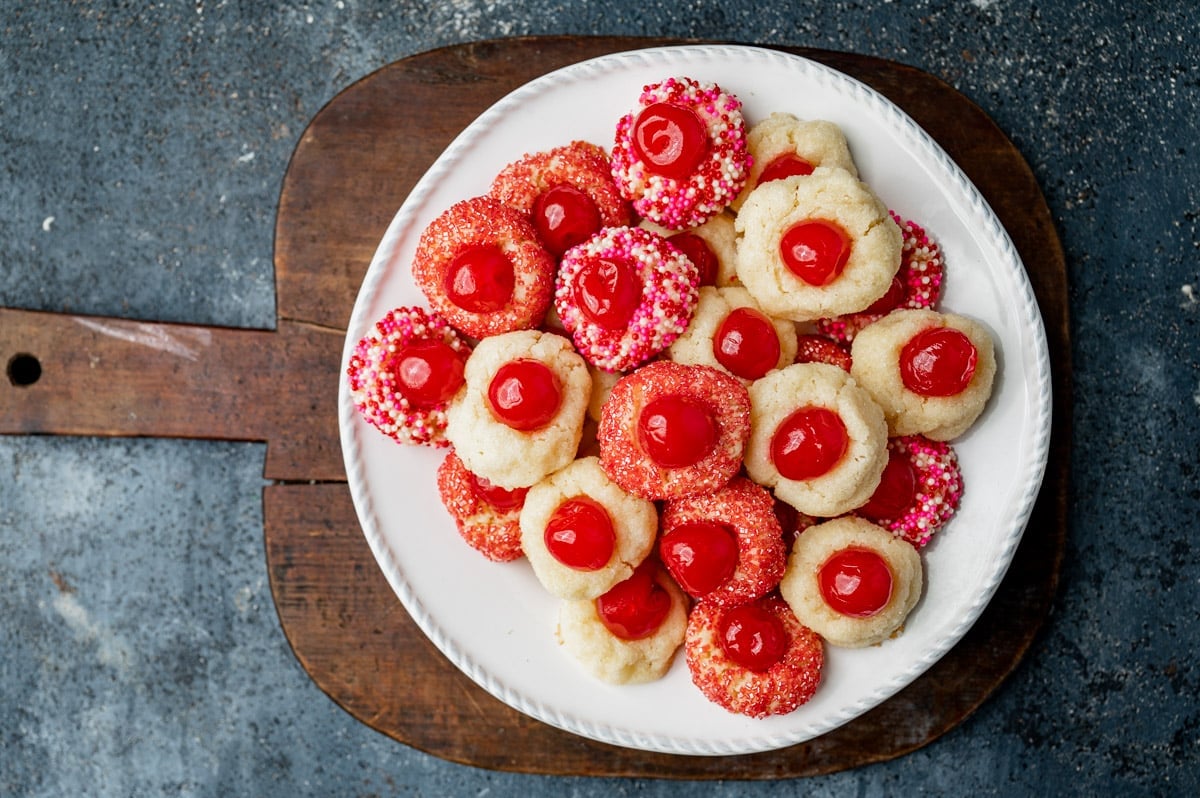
[555,225,700,372]
[610,76,751,230]
[816,211,945,343]
[871,435,964,548]
[346,306,470,448]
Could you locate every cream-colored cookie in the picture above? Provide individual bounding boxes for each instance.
[734,167,901,322]
[642,211,740,287]
[445,329,591,489]
[850,308,997,440]
[779,516,922,648]
[667,286,798,383]
[519,456,657,601]
[745,362,888,517]
[586,365,622,424]
[555,564,688,684]
[732,113,859,211]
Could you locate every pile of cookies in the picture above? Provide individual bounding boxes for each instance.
[348,75,996,718]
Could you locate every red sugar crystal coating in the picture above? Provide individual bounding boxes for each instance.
[794,333,853,372]
[610,76,752,230]
[598,361,750,501]
[661,477,787,607]
[436,451,525,562]
[347,305,472,447]
[555,225,700,372]
[857,435,963,548]
[816,211,945,344]
[411,196,556,338]
[685,594,823,718]
[489,140,633,234]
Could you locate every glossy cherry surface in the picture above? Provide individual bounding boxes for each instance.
[770,406,848,481]
[756,152,814,185]
[531,185,602,256]
[900,327,979,397]
[718,603,789,672]
[543,496,615,571]
[637,394,718,469]
[572,256,643,330]
[468,472,529,513]
[818,547,894,618]
[857,450,918,524]
[714,306,781,380]
[443,243,514,312]
[631,102,709,181]
[392,339,466,408]
[486,358,562,431]
[658,520,739,597]
[780,220,851,286]
[595,561,672,640]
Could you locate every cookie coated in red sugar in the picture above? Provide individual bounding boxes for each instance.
[411,195,556,338]
[436,451,527,562]
[856,434,963,548]
[660,477,787,607]
[597,361,750,501]
[488,140,633,255]
[685,594,823,718]
[611,76,751,230]
[347,305,471,448]
[816,211,944,344]
[555,225,700,373]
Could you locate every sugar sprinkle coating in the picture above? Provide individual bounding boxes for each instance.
[817,211,945,343]
[347,305,471,447]
[794,333,853,372]
[436,451,526,562]
[489,140,633,228]
[611,76,751,230]
[685,594,823,718]
[661,477,788,607]
[555,225,700,372]
[411,195,555,338]
[598,361,751,501]
[861,435,963,548]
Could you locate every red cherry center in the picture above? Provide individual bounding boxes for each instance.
[637,394,718,469]
[714,306,782,380]
[631,102,710,181]
[543,496,615,571]
[718,604,789,672]
[595,561,672,640]
[658,520,739,598]
[668,231,718,286]
[443,243,515,313]
[865,275,906,314]
[486,358,562,431]
[468,472,529,513]
[572,256,643,330]
[770,406,848,481]
[757,152,815,185]
[818,547,894,618]
[780,220,851,286]
[857,450,918,524]
[391,339,466,408]
[531,185,602,256]
[900,327,979,397]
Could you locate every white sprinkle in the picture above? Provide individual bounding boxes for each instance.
[41,216,55,232]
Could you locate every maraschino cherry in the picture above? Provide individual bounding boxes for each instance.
[780,220,851,286]
[443,243,515,312]
[857,450,917,524]
[757,153,814,186]
[544,496,615,571]
[659,520,739,598]
[487,358,561,431]
[637,394,718,468]
[391,339,466,408]
[715,307,781,380]
[532,185,602,256]
[900,327,978,396]
[595,561,672,640]
[632,102,709,181]
[571,256,643,330]
[719,603,789,672]
[818,547,894,618]
[770,406,848,481]
[468,472,528,513]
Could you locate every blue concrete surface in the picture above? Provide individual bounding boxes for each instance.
[2,2,1198,795]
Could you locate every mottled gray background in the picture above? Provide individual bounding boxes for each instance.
[2,2,1198,796]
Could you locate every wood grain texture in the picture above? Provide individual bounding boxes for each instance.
[0,34,1070,779]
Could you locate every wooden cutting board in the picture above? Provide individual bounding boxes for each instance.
[0,36,1071,779]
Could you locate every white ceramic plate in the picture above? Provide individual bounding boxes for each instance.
[338,44,1053,756]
